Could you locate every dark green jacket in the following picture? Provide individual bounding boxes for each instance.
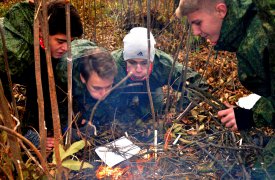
[57,39,119,132]
[0,2,67,131]
[72,88,117,133]
[215,1,275,178]
[0,2,34,77]
[215,0,275,129]
[111,49,206,120]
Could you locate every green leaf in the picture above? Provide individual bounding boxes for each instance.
[62,159,93,171]
[52,144,66,164]
[60,140,85,161]
[172,123,182,129]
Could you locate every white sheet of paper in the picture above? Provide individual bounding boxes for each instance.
[95,136,141,167]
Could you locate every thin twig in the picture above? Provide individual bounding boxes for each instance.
[65,0,73,147]
[196,142,235,179]
[0,125,52,178]
[19,141,44,172]
[146,0,156,129]
[165,30,185,121]
[88,72,133,124]
[230,132,250,179]
[178,26,191,111]
[34,0,47,159]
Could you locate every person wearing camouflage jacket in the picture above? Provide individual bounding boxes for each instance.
[0,1,83,147]
[176,0,275,178]
[57,39,119,141]
[111,27,207,124]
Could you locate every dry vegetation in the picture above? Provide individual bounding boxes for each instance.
[0,0,274,179]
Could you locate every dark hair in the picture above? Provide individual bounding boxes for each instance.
[79,48,117,82]
[47,1,83,37]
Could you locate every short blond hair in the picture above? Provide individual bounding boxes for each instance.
[175,0,224,18]
[175,0,200,17]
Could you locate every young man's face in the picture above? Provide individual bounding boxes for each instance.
[126,58,151,81]
[82,72,113,100]
[49,34,71,59]
[187,7,225,45]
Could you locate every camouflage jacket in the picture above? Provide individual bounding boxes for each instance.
[214,0,275,129]
[57,39,119,130]
[111,49,207,120]
[0,1,34,77]
[0,2,69,131]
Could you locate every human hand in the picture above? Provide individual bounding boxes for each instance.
[81,119,87,125]
[46,137,54,151]
[217,102,238,131]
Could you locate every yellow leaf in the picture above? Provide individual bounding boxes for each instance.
[179,138,192,144]
[52,140,86,164]
[191,109,199,117]
[198,124,205,131]
[208,136,215,141]
[61,140,86,161]
[173,126,182,133]
[197,115,207,122]
[62,159,93,171]
[52,144,65,164]
[172,123,183,129]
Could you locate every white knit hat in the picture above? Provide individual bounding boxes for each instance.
[123,27,156,62]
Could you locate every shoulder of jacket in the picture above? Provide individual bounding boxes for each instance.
[154,49,174,67]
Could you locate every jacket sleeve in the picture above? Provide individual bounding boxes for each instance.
[251,96,275,128]
[234,96,275,130]
[234,12,275,129]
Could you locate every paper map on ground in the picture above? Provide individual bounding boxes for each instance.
[95,136,141,167]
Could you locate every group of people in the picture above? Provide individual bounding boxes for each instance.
[55,27,207,142]
[0,0,274,178]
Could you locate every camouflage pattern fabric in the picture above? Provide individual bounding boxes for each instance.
[57,39,120,137]
[0,2,69,133]
[111,49,207,122]
[252,137,275,179]
[214,0,275,178]
[0,2,34,77]
[0,17,3,27]
[215,0,275,129]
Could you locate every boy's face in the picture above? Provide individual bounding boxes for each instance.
[49,34,72,59]
[126,58,151,81]
[187,7,225,45]
[82,72,113,100]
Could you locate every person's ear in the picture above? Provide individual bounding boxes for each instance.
[80,74,86,84]
[216,3,227,18]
